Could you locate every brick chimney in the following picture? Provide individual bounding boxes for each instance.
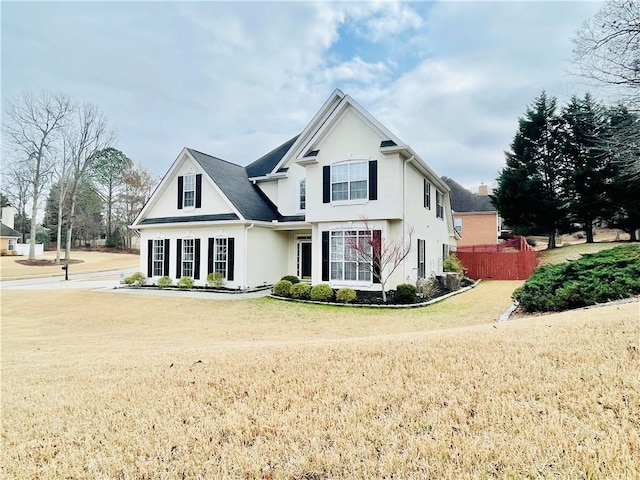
[478,183,488,196]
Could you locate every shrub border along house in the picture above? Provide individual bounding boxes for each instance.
[270,279,480,309]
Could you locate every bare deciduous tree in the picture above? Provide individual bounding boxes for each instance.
[118,163,159,249]
[4,161,32,243]
[573,1,640,103]
[64,103,114,259]
[2,92,72,259]
[346,219,414,303]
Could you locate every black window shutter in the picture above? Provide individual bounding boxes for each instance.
[164,239,170,276]
[322,231,329,281]
[177,176,184,209]
[373,230,381,284]
[195,174,202,208]
[194,238,201,279]
[227,238,235,281]
[147,239,153,277]
[176,239,182,278]
[369,160,378,200]
[207,238,214,275]
[323,166,330,203]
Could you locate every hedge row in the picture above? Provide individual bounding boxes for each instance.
[513,245,640,312]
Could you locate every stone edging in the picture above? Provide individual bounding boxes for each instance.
[268,279,482,309]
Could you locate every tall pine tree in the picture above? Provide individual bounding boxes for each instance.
[561,94,612,243]
[491,91,568,248]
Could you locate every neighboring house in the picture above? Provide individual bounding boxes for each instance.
[443,177,501,247]
[0,206,20,254]
[131,90,457,291]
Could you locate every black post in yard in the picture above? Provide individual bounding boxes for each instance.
[62,263,69,281]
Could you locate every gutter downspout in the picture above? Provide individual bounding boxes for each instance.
[244,223,255,289]
[403,155,414,282]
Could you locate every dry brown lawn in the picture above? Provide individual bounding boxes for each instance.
[0,250,138,280]
[2,282,638,479]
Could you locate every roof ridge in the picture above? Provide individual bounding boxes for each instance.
[186,148,243,169]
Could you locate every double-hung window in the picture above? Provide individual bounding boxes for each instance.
[152,239,164,277]
[214,238,228,277]
[299,179,306,210]
[436,190,444,219]
[183,174,195,208]
[424,180,431,209]
[330,230,372,282]
[182,239,194,277]
[331,161,368,202]
[417,239,426,278]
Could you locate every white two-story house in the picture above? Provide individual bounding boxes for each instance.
[131,90,457,291]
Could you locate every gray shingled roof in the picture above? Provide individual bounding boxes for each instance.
[246,135,299,178]
[187,149,280,222]
[442,176,496,213]
[139,214,239,225]
[1,222,21,237]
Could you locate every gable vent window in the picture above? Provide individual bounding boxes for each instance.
[183,174,196,208]
[331,161,368,201]
[436,190,444,219]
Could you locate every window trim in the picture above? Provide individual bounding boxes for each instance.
[183,173,196,209]
[152,239,164,277]
[181,237,195,278]
[329,229,373,285]
[436,190,444,219]
[330,160,369,203]
[214,237,228,279]
[298,178,306,211]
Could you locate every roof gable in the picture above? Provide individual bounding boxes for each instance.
[442,177,496,213]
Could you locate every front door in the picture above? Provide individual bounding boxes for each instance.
[297,238,312,280]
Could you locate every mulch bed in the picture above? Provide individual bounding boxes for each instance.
[15,259,84,266]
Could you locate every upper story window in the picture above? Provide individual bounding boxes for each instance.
[299,179,306,210]
[424,180,431,209]
[436,190,444,219]
[331,161,368,201]
[183,174,196,208]
[454,217,463,234]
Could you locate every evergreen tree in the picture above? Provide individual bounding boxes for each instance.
[560,94,612,243]
[491,92,568,248]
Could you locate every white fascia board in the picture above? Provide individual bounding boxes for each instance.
[272,89,346,173]
[403,147,450,193]
[131,147,192,227]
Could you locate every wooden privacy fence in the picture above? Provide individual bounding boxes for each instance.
[455,236,538,280]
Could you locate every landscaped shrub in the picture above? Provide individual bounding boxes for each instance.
[207,272,225,288]
[124,272,146,286]
[156,276,172,289]
[281,275,301,284]
[177,276,194,290]
[396,283,417,303]
[290,282,311,300]
[513,245,640,312]
[443,253,464,275]
[273,280,293,297]
[310,283,334,302]
[336,287,357,304]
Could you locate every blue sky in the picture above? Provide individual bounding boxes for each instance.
[2,1,603,191]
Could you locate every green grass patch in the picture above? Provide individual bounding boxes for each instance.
[514,245,640,312]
